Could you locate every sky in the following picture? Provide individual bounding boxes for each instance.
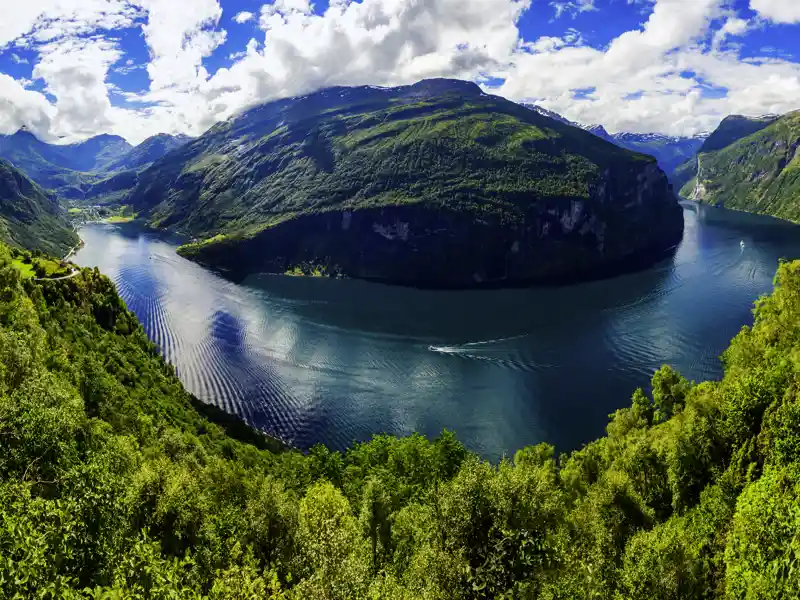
[0,0,799,144]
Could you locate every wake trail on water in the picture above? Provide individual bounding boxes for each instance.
[428,334,529,354]
[427,335,555,372]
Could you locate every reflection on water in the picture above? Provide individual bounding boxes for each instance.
[73,202,800,460]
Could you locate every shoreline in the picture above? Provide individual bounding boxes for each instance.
[191,240,682,291]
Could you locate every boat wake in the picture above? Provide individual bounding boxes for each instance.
[427,335,553,372]
[428,334,529,354]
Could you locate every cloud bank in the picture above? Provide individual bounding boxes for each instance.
[0,0,798,143]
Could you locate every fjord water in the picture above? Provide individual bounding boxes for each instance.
[73,202,800,460]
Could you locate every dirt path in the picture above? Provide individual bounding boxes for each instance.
[35,268,80,282]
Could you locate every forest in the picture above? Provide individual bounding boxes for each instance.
[1,238,799,599]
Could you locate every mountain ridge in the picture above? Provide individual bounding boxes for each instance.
[0,129,191,201]
[124,78,683,287]
[519,104,707,175]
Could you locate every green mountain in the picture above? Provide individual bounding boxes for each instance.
[104,133,191,172]
[699,114,777,153]
[672,114,781,197]
[0,159,79,255]
[3,238,800,596]
[0,129,88,195]
[680,111,800,221]
[127,79,683,287]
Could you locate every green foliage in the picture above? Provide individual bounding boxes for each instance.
[688,111,800,221]
[0,159,79,256]
[3,243,800,597]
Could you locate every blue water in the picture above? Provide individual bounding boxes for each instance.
[73,202,800,460]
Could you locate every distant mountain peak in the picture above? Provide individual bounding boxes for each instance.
[520,103,576,126]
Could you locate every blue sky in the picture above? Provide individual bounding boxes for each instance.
[0,0,799,143]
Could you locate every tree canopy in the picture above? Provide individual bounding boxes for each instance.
[2,241,800,598]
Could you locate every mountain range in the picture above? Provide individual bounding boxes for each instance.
[4,78,800,284]
[522,104,707,176]
[0,129,190,202]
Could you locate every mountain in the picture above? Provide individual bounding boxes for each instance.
[612,132,707,176]
[63,133,132,171]
[521,103,575,125]
[675,114,785,199]
[104,133,191,172]
[0,130,189,201]
[126,78,683,287]
[583,124,615,143]
[699,114,778,153]
[0,129,86,194]
[683,110,800,221]
[519,104,706,176]
[0,159,79,255]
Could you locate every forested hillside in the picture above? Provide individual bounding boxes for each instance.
[0,160,79,256]
[683,111,800,222]
[2,240,800,597]
[672,114,780,196]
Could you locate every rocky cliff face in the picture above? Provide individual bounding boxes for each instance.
[179,162,682,288]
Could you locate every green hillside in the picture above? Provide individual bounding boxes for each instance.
[686,111,800,221]
[699,114,777,153]
[2,241,800,596]
[0,159,79,256]
[673,114,782,200]
[129,79,682,286]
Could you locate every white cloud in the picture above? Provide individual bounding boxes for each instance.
[233,11,255,24]
[0,73,54,135]
[750,0,800,24]
[33,36,122,138]
[550,0,597,19]
[0,0,798,144]
[11,53,28,64]
[713,15,750,49]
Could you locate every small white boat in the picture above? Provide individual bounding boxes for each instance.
[740,240,746,249]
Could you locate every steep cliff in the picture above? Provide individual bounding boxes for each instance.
[682,111,800,222]
[674,114,779,197]
[126,78,683,287]
[0,159,79,255]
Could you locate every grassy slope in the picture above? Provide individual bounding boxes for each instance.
[3,238,800,596]
[129,80,653,243]
[692,111,800,221]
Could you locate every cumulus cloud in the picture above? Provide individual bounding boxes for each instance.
[750,0,800,24]
[0,0,798,144]
[233,11,255,23]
